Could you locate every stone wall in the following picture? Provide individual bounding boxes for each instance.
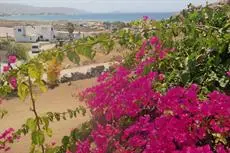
[60,65,110,83]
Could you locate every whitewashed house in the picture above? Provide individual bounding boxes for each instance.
[56,31,81,41]
[14,25,56,42]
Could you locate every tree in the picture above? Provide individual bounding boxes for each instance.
[66,22,75,41]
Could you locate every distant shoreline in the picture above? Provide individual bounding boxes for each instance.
[0,12,174,22]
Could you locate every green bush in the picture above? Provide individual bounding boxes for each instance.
[152,4,230,93]
[0,40,29,61]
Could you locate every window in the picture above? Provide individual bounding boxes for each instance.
[18,29,22,32]
[32,46,39,49]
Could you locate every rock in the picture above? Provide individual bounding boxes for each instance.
[59,65,109,83]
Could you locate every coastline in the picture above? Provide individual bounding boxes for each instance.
[0,12,174,22]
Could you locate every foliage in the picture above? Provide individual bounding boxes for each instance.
[72,36,230,153]
[116,29,143,50]
[0,39,29,61]
[0,27,116,152]
[72,33,115,58]
[1,3,230,153]
[154,4,230,93]
[56,121,92,153]
[0,106,87,152]
[47,58,61,88]
[66,22,75,40]
[0,109,7,119]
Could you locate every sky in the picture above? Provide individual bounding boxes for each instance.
[0,0,218,13]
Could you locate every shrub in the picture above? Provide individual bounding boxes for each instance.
[69,34,230,153]
[47,58,61,88]
[154,4,230,93]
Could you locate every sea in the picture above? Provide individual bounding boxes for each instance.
[0,12,174,22]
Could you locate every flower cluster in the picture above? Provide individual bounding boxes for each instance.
[0,128,15,152]
[8,55,16,64]
[1,55,16,73]
[75,37,230,153]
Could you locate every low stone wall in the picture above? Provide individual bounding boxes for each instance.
[60,65,108,83]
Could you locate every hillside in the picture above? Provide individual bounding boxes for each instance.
[0,3,87,16]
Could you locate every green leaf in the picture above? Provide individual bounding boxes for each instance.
[28,63,42,80]
[67,109,74,118]
[26,118,37,132]
[45,147,59,153]
[31,131,45,145]
[35,80,47,93]
[54,113,61,121]
[79,106,86,116]
[47,112,54,122]
[0,109,8,119]
[56,51,65,63]
[61,136,70,146]
[219,77,229,88]
[18,82,29,101]
[46,128,53,137]
[62,114,67,120]
[67,50,80,64]
[181,71,191,85]
[42,117,49,130]
[29,144,36,153]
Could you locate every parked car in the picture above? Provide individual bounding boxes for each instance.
[31,43,41,53]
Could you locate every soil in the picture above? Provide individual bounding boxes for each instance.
[0,78,97,153]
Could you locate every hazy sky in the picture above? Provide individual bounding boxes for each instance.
[0,0,218,13]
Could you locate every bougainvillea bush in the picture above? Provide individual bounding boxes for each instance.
[65,36,230,153]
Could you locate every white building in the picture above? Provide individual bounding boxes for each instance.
[56,31,81,41]
[14,25,56,42]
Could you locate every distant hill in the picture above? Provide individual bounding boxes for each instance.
[0,3,87,16]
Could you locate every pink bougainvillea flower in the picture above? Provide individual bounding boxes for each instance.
[8,55,16,64]
[75,139,90,153]
[51,141,56,146]
[9,77,17,89]
[3,65,10,72]
[226,71,230,77]
[216,144,230,153]
[149,36,159,45]
[158,73,165,81]
[143,16,149,21]
[136,40,147,60]
[73,37,230,153]
[0,128,15,152]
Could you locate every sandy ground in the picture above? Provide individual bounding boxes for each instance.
[0,78,97,153]
[0,27,14,38]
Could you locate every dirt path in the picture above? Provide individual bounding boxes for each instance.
[0,27,14,38]
[0,78,97,153]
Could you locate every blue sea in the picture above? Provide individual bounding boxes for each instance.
[0,12,174,22]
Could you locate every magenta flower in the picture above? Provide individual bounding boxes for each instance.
[158,74,165,81]
[75,139,90,153]
[3,65,10,72]
[143,16,149,21]
[8,55,16,64]
[72,37,230,153]
[136,40,147,60]
[0,128,15,152]
[9,77,17,89]
[226,71,230,77]
[149,36,159,45]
